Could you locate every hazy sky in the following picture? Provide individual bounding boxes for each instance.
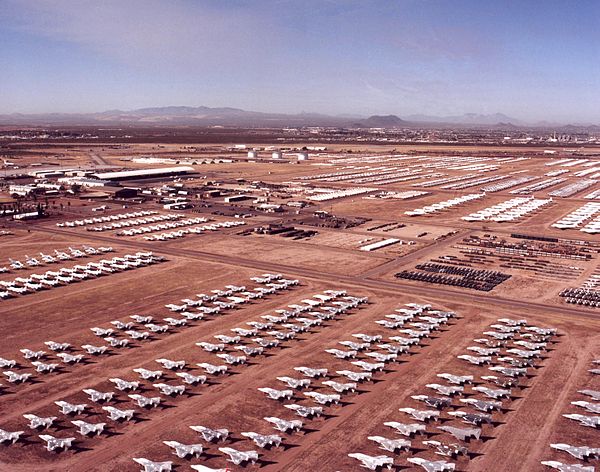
[1,0,600,122]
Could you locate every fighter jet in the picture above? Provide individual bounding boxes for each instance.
[437,373,473,385]
[189,425,229,442]
[23,414,57,429]
[4,370,32,383]
[9,259,24,270]
[525,326,556,336]
[473,386,511,399]
[0,357,16,368]
[483,331,514,340]
[129,394,161,408]
[81,344,108,355]
[497,356,534,368]
[506,348,541,359]
[304,391,340,405]
[197,363,228,375]
[448,411,492,426]
[377,344,409,354]
[514,340,546,350]
[407,457,456,472]
[40,253,56,264]
[365,352,397,363]
[457,355,492,365]
[91,327,114,337]
[322,380,357,393]
[368,436,411,453]
[111,320,134,330]
[352,334,382,343]
[0,428,23,445]
[563,414,600,428]
[31,361,59,373]
[348,452,394,470]
[459,398,502,412]
[241,431,282,448]
[488,366,527,377]
[44,341,71,351]
[489,324,521,333]
[540,461,594,472]
[103,406,135,421]
[39,434,75,452]
[384,422,426,437]
[474,338,505,348]
[57,353,84,364]
[20,348,46,360]
[336,370,373,382]
[71,420,105,436]
[216,353,246,365]
[467,346,500,356]
[163,317,187,327]
[550,444,600,461]
[352,361,385,372]
[252,337,280,348]
[109,378,139,391]
[155,358,185,370]
[339,341,371,350]
[325,348,357,359]
[176,372,206,385]
[214,335,240,344]
[131,315,154,324]
[284,404,323,418]
[258,387,294,401]
[153,383,186,396]
[104,337,130,348]
[126,330,150,340]
[498,318,527,326]
[146,324,169,333]
[163,440,204,458]
[578,390,600,401]
[399,407,440,422]
[571,401,600,414]
[398,329,430,338]
[235,345,264,356]
[132,458,173,472]
[294,366,328,378]
[437,425,481,441]
[426,384,464,396]
[219,447,259,466]
[55,401,87,415]
[264,416,303,433]
[231,327,257,337]
[423,440,468,458]
[83,388,114,403]
[411,395,452,409]
[133,368,163,380]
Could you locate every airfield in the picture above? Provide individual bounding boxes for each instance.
[0,135,599,472]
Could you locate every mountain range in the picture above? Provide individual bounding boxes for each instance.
[0,106,595,129]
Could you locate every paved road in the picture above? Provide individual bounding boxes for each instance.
[34,225,600,321]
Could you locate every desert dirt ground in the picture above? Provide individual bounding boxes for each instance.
[1,141,599,471]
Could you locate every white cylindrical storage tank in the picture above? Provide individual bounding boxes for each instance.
[272,151,282,159]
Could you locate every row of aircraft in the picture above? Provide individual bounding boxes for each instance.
[541,358,600,472]
[56,210,159,227]
[130,289,370,471]
[0,273,311,461]
[142,220,246,242]
[117,216,208,236]
[1,245,113,272]
[0,252,161,299]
